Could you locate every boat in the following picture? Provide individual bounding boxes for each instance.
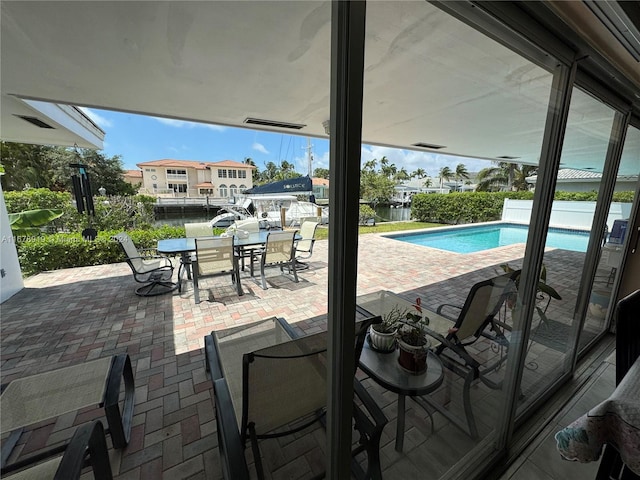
[209,176,328,228]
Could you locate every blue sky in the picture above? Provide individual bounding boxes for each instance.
[81,107,490,177]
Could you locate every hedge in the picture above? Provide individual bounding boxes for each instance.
[14,225,224,276]
[411,190,634,224]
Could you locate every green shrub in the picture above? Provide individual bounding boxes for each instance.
[14,225,213,276]
[5,188,158,233]
[358,204,376,224]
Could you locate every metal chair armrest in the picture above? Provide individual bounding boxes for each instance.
[212,378,250,480]
[435,303,462,321]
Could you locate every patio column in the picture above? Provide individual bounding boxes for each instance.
[327,1,366,478]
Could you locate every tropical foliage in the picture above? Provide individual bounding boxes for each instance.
[475,162,537,192]
[0,142,137,195]
[4,188,156,233]
[360,158,397,206]
[9,209,63,237]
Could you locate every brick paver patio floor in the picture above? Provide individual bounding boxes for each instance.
[1,231,598,479]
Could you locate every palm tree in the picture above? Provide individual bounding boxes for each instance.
[475,162,533,192]
[438,166,453,191]
[411,168,427,179]
[454,163,470,192]
[423,178,433,188]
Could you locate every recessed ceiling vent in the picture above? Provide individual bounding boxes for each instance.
[15,115,54,129]
[244,118,306,130]
[411,142,446,150]
[496,156,520,160]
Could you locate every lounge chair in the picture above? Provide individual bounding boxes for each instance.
[113,232,177,296]
[423,270,520,438]
[205,315,386,480]
[257,230,298,290]
[1,420,112,480]
[192,236,242,304]
[1,354,135,468]
[293,220,319,270]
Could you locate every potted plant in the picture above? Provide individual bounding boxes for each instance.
[396,297,430,374]
[368,304,403,352]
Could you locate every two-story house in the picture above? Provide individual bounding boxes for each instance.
[136,159,255,199]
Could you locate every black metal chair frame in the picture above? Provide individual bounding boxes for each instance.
[1,420,113,480]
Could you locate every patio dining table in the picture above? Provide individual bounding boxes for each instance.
[157,231,300,287]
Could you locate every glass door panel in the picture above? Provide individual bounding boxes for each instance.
[517,88,616,414]
[582,125,640,351]
[361,2,555,477]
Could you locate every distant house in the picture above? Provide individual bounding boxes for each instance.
[526,168,637,192]
[312,177,329,199]
[136,159,255,198]
[123,169,143,189]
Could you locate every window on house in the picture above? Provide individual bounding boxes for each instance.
[239,170,247,179]
[218,170,227,178]
[229,184,238,196]
[167,169,186,175]
[219,184,228,197]
[229,169,237,178]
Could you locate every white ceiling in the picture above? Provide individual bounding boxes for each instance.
[1,1,639,175]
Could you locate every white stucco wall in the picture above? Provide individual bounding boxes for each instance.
[0,183,24,303]
[502,199,633,230]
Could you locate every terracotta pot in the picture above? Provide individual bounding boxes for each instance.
[369,326,397,352]
[397,337,429,374]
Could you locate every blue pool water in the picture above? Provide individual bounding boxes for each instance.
[387,223,590,254]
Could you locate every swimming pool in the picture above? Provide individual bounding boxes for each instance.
[386,223,590,254]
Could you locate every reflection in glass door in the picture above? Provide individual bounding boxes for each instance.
[517,88,617,415]
[582,125,640,351]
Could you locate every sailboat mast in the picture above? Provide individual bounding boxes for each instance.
[306,137,313,177]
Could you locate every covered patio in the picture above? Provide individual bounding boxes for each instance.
[1,232,611,479]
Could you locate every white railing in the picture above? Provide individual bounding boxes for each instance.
[166,174,187,181]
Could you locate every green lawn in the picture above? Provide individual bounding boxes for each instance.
[313,221,443,241]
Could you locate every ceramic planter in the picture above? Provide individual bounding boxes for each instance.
[369,326,397,352]
[397,337,430,374]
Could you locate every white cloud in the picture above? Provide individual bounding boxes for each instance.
[154,117,226,131]
[252,142,269,154]
[360,145,491,175]
[78,107,113,128]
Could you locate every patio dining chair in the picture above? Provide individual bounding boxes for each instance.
[256,230,298,289]
[293,220,319,270]
[423,269,520,438]
[113,232,177,296]
[179,222,216,291]
[192,236,243,304]
[205,315,386,480]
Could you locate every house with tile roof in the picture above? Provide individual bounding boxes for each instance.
[136,159,255,199]
[526,168,638,192]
